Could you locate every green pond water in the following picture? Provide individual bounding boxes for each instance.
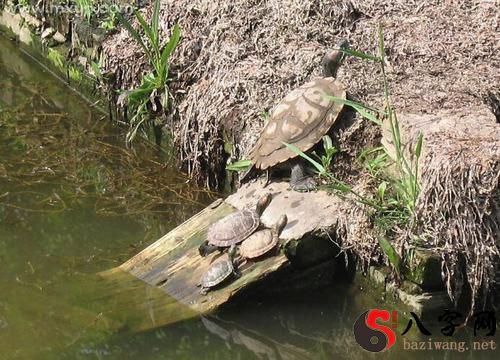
[1,34,499,360]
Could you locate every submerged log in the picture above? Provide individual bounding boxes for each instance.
[101,179,344,314]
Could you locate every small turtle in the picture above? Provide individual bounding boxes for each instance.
[198,193,272,257]
[198,247,240,295]
[247,41,349,191]
[239,214,287,260]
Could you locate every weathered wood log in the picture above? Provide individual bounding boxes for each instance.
[100,179,344,316]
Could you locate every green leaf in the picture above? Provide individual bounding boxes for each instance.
[226,159,252,172]
[414,132,423,158]
[134,10,155,49]
[90,61,102,79]
[126,86,154,105]
[160,24,181,69]
[261,111,270,125]
[328,181,351,193]
[377,181,387,201]
[378,236,401,276]
[161,89,169,109]
[117,12,151,60]
[151,0,161,48]
[339,47,380,62]
[126,102,148,143]
[282,142,325,174]
[47,48,64,69]
[328,97,382,126]
[322,135,333,150]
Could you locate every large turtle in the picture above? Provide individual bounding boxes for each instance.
[198,247,240,295]
[198,193,272,257]
[247,41,348,191]
[239,214,287,260]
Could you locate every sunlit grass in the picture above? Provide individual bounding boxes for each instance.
[117,0,181,144]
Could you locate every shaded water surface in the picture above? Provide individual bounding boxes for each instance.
[0,35,498,359]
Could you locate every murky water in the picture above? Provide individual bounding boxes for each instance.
[0,34,498,359]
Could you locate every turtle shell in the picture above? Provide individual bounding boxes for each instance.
[206,208,260,247]
[249,77,346,169]
[239,228,277,259]
[201,258,234,288]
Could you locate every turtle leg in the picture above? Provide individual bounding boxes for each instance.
[233,268,242,278]
[229,245,243,277]
[290,161,317,192]
[273,243,281,256]
[198,242,219,257]
[263,168,271,188]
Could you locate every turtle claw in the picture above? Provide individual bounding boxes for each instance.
[263,169,271,188]
[290,177,317,192]
[290,161,317,192]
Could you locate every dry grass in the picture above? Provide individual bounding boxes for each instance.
[394,109,500,315]
[103,0,499,188]
[102,0,500,313]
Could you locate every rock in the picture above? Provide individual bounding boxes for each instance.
[21,13,42,29]
[41,27,55,39]
[77,56,88,67]
[52,31,66,44]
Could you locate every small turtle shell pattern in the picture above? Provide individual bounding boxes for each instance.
[249,78,346,170]
[206,208,260,247]
[239,228,276,259]
[201,258,234,289]
[239,214,287,259]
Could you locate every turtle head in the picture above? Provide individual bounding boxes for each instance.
[228,245,239,265]
[275,214,288,235]
[322,39,349,78]
[255,193,272,216]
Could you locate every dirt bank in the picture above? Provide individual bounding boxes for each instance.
[102,0,499,188]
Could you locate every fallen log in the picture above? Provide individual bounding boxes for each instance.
[100,179,345,315]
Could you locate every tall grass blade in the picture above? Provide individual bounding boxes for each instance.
[283,142,325,174]
[323,135,333,150]
[151,0,161,49]
[160,24,181,68]
[414,132,423,158]
[134,11,155,50]
[328,96,382,125]
[339,47,380,62]
[412,132,424,208]
[117,12,151,60]
[378,237,401,276]
[378,25,386,64]
[226,159,252,172]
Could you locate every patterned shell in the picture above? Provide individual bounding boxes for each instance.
[249,78,346,169]
[239,228,277,259]
[206,208,260,247]
[201,258,234,288]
